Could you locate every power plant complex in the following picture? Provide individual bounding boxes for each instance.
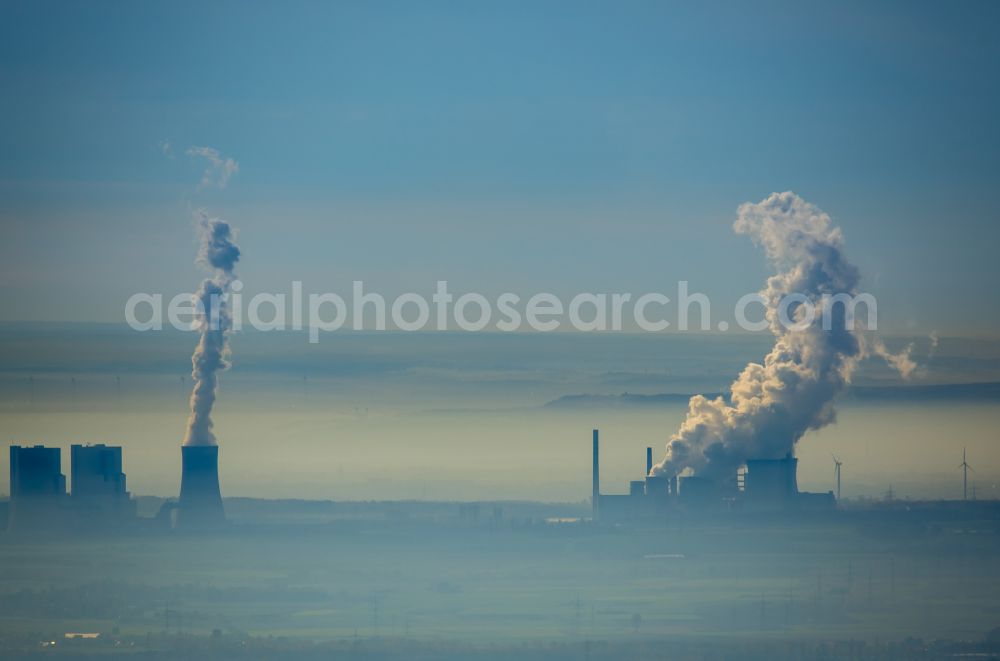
[6,430,840,532]
[0,198,842,532]
[5,441,231,532]
[5,429,994,533]
[590,430,835,521]
[8,444,135,531]
[5,218,236,532]
[5,440,228,532]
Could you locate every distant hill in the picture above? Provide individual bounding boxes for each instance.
[544,392,724,409]
[544,382,1000,409]
[846,381,1000,402]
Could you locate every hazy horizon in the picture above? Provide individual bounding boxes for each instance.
[2,325,996,502]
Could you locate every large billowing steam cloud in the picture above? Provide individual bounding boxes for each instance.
[651,192,908,481]
[183,214,241,446]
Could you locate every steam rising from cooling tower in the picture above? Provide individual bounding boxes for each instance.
[651,192,910,481]
[183,214,241,446]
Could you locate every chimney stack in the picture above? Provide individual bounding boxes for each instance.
[592,429,599,518]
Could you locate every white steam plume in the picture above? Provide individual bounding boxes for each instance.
[871,336,916,379]
[187,146,239,190]
[183,214,241,446]
[928,331,940,360]
[651,192,910,481]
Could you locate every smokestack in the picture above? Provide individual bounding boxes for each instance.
[646,447,653,476]
[177,445,225,529]
[592,429,599,518]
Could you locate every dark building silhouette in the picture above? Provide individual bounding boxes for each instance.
[177,445,225,529]
[10,445,65,497]
[679,475,723,507]
[592,434,833,520]
[70,444,135,523]
[8,444,67,531]
[71,444,126,496]
[593,431,679,519]
[743,453,834,511]
[644,475,670,503]
[743,454,798,509]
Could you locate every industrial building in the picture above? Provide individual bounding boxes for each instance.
[590,430,834,520]
[70,444,136,523]
[8,444,67,531]
[6,440,222,532]
[7,443,138,531]
[10,445,66,497]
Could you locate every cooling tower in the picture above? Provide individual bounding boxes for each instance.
[177,445,225,529]
[744,453,799,511]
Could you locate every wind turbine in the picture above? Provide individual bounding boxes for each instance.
[959,448,973,501]
[832,454,843,501]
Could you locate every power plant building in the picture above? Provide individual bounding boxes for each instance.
[590,431,834,520]
[592,435,679,519]
[10,445,65,498]
[70,444,135,522]
[8,444,67,531]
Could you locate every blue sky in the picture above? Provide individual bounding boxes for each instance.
[1,1,998,334]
